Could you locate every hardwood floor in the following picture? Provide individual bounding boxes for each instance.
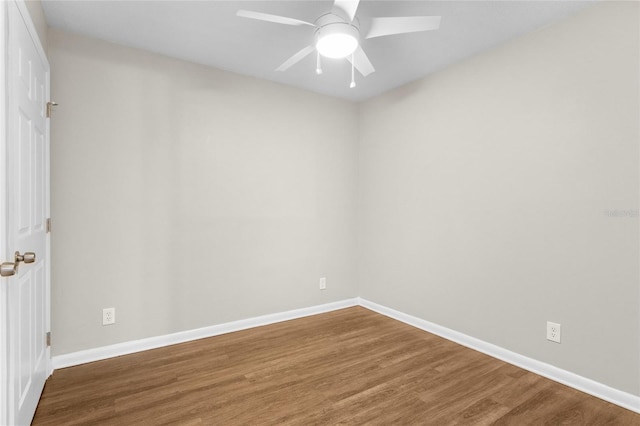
[33,307,639,425]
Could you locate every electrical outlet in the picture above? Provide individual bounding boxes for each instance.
[546,321,561,343]
[319,277,326,290]
[102,307,115,326]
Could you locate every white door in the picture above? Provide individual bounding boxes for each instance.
[1,1,51,424]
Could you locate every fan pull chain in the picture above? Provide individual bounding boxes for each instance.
[350,53,356,88]
[316,51,323,75]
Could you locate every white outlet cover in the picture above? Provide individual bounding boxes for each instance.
[102,307,116,326]
[546,321,561,343]
[319,277,326,290]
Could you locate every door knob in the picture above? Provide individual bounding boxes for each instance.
[16,252,36,264]
[0,262,15,277]
[0,251,36,277]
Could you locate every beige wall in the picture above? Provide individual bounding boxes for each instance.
[48,29,358,355]
[48,1,639,398]
[358,1,639,395]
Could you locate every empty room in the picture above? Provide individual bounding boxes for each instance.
[1,0,639,424]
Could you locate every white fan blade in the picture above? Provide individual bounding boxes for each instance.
[276,45,315,72]
[348,46,375,77]
[365,16,441,39]
[333,0,360,22]
[237,10,315,27]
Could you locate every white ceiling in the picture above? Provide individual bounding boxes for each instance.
[42,0,596,102]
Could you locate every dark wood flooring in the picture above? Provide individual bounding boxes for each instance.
[33,307,640,425]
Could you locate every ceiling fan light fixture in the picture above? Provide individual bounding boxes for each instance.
[315,23,359,59]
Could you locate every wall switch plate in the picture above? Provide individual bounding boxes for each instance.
[546,321,561,343]
[102,307,116,326]
[319,277,326,290]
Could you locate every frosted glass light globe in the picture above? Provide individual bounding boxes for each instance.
[315,23,359,59]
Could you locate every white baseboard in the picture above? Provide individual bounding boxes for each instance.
[52,296,639,414]
[357,297,640,414]
[52,298,359,370]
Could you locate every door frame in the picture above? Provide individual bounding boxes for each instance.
[0,1,51,424]
[1,0,9,421]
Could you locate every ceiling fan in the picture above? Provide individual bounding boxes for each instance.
[237,0,441,88]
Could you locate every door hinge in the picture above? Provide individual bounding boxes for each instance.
[46,101,58,118]
[46,218,51,233]
[46,332,51,347]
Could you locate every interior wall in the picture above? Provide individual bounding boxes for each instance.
[48,29,358,355]
[47,0,639,399]
[357,1,639,395]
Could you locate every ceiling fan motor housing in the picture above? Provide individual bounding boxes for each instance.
[314,13,360,58]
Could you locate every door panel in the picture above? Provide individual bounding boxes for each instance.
[4,1,51,424]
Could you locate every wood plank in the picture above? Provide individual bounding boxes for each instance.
[33,307,639,425]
